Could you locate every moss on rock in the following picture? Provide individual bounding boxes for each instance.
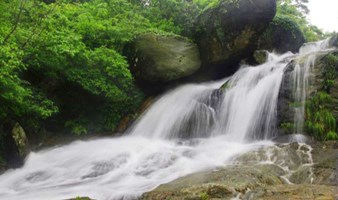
[126,33,201,83]
[257,15,305,53]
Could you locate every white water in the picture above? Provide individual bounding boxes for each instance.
[0,39,334,200]
[292,39,333,134]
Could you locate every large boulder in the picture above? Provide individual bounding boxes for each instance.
[126,33,201,83]
[194,0,277,67]
[329,33,338,47]
[257,15,305,53]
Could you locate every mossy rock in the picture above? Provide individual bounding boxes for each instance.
[194,0,276,66]
[257,15,305,53]
[253,50,269,64]
[126,33,201,82]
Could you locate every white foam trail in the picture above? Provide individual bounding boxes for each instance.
[0,136,272,200]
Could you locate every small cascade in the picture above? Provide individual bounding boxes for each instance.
[291,39,333,134]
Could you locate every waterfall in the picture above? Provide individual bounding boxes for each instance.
[0,39,334,200]
[291,39,333,134]
[129,52,294,142]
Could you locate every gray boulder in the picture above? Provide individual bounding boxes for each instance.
[194,0,277,66]
[257,15,305,53]
[126,33,201,82]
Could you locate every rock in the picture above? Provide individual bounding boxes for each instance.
[115,97,154,133]
[11,123,29,158]
[1,122,30,168]
[253,50,269,64]
[141,164,285,200]
[311,141,338,186]
[67,197,92,200]
[141,142,338,200]
[257,15,305,53]
[126,33,201,82]
[276,50,338,137]
[328,33,338,48]
[194,0,276,66]
[276,61,297,135]
[246,184,336,200]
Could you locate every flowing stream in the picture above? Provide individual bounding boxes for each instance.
[0,40,334,200]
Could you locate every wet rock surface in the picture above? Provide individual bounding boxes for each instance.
[141,142,337,200]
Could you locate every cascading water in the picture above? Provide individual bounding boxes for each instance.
[129,52,294,141]
[0,39,335,200]
[291,38,333,134]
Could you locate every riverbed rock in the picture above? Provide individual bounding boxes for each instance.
[257,15,305,53]
[141,142,338,200]
[194,0,276,67]
[126,33,201,83]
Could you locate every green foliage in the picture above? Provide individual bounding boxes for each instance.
[65,120,88,136]
[281,122,295,132]
[305,92,338,141]
[277,0,325,41]
[321,54,338,92]
[193,0,220,10]
[199,192,209,200]
[1,0,189,135]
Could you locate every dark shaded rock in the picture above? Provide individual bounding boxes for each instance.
[329,33,338,48]
[277,61,296,135]
[195,0,276,67]
[126,33,201,83]
[11,123,29,158]
[253,50,269,64]
[257,15,305,53]
[2,122,29,168]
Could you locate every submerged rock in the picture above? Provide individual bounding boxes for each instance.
[126,33,201,83]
